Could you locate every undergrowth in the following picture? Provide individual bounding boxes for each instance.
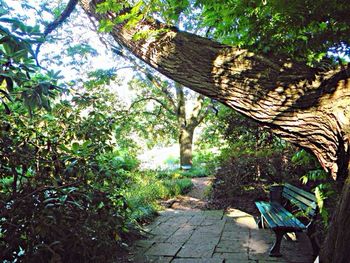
[125,172,193,222]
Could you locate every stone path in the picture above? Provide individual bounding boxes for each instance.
[129,178,314,263]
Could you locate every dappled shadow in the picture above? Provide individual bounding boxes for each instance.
[129,205,314,262]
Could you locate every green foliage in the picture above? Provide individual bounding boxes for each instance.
[192,149,218,174]
[164,155,180,166]
[178,166,209,178]
[97,0,145,33]
[300,168,333,225]
[97,0,350,63]
[0,84,138,262]
[292,150,334,225]
[1,184,129,263]
[0,17,140,260]
[291,149,318,166]
[195,0,350,62]
[0,14,60,114]
[125,171,193,221]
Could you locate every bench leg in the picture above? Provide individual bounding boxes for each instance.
[257,216,263,229]
[269,229,284,257]
[307,229,320,257]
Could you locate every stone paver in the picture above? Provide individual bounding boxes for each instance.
[130,179,314,263]
[145,242,183,257]
[131,208,314,262]
[171,258,223,263]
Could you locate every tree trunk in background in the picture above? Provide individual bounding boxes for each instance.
[179,126,194,167]
[79,1,350,261]
[175,84,204,167]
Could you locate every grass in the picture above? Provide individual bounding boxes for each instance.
[156,166,211,179]
[125,171,193,222]
[179,166,209,177]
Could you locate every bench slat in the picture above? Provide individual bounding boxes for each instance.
[283,187,317,209]
[269,202,306,229]
[284,183,316,201]
[255,201,279,228]
[261,202,286,226]
[255,201,306,230]
[282,191,317,217]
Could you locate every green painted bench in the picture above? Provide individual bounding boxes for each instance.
[255,183,319,257]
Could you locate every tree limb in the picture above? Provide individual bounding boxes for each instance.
[79,0,350,179]
[128,96,175,116]
[35,0,79,57]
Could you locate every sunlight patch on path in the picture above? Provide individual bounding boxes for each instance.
[129,180,314,263]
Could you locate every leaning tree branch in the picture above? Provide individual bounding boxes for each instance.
[35,0,79,58]
[79,0,350,180]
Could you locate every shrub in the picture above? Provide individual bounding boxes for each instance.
[0,184,129,263]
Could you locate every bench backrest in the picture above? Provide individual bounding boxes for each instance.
[282,183,317,217]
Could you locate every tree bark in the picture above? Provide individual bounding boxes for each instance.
[179,126,194,167]
[320,170,350,263]
[78,1,350,261]
[175,84,205,167]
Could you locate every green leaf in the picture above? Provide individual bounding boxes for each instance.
[96,1,124,13]
[130,0,143,16]
[72,142,80,152]
[319,22,327,30]
[98,19,115,33]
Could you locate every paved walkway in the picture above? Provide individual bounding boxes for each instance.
[129,178,314,263]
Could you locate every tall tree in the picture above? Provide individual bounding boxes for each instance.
[175,84,208,167]
[34,0,350,261]
[129,71,209,167]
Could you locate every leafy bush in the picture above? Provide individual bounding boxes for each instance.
[0,31,138,261]
[192,150,218,174]
[0,99,136,262]
[1,185,129,263]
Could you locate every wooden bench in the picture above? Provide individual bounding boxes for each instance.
[255,183,319,257]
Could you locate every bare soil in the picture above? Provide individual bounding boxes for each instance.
[168,177,214,210]
[164,177,262,217]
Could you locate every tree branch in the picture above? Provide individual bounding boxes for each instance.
[36,0,79,57]
[128,96,175,116]
[79,0,350,179]
[187,94,207,128]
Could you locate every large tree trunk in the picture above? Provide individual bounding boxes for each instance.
[79,1,350,261]
[320,170,350,263]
